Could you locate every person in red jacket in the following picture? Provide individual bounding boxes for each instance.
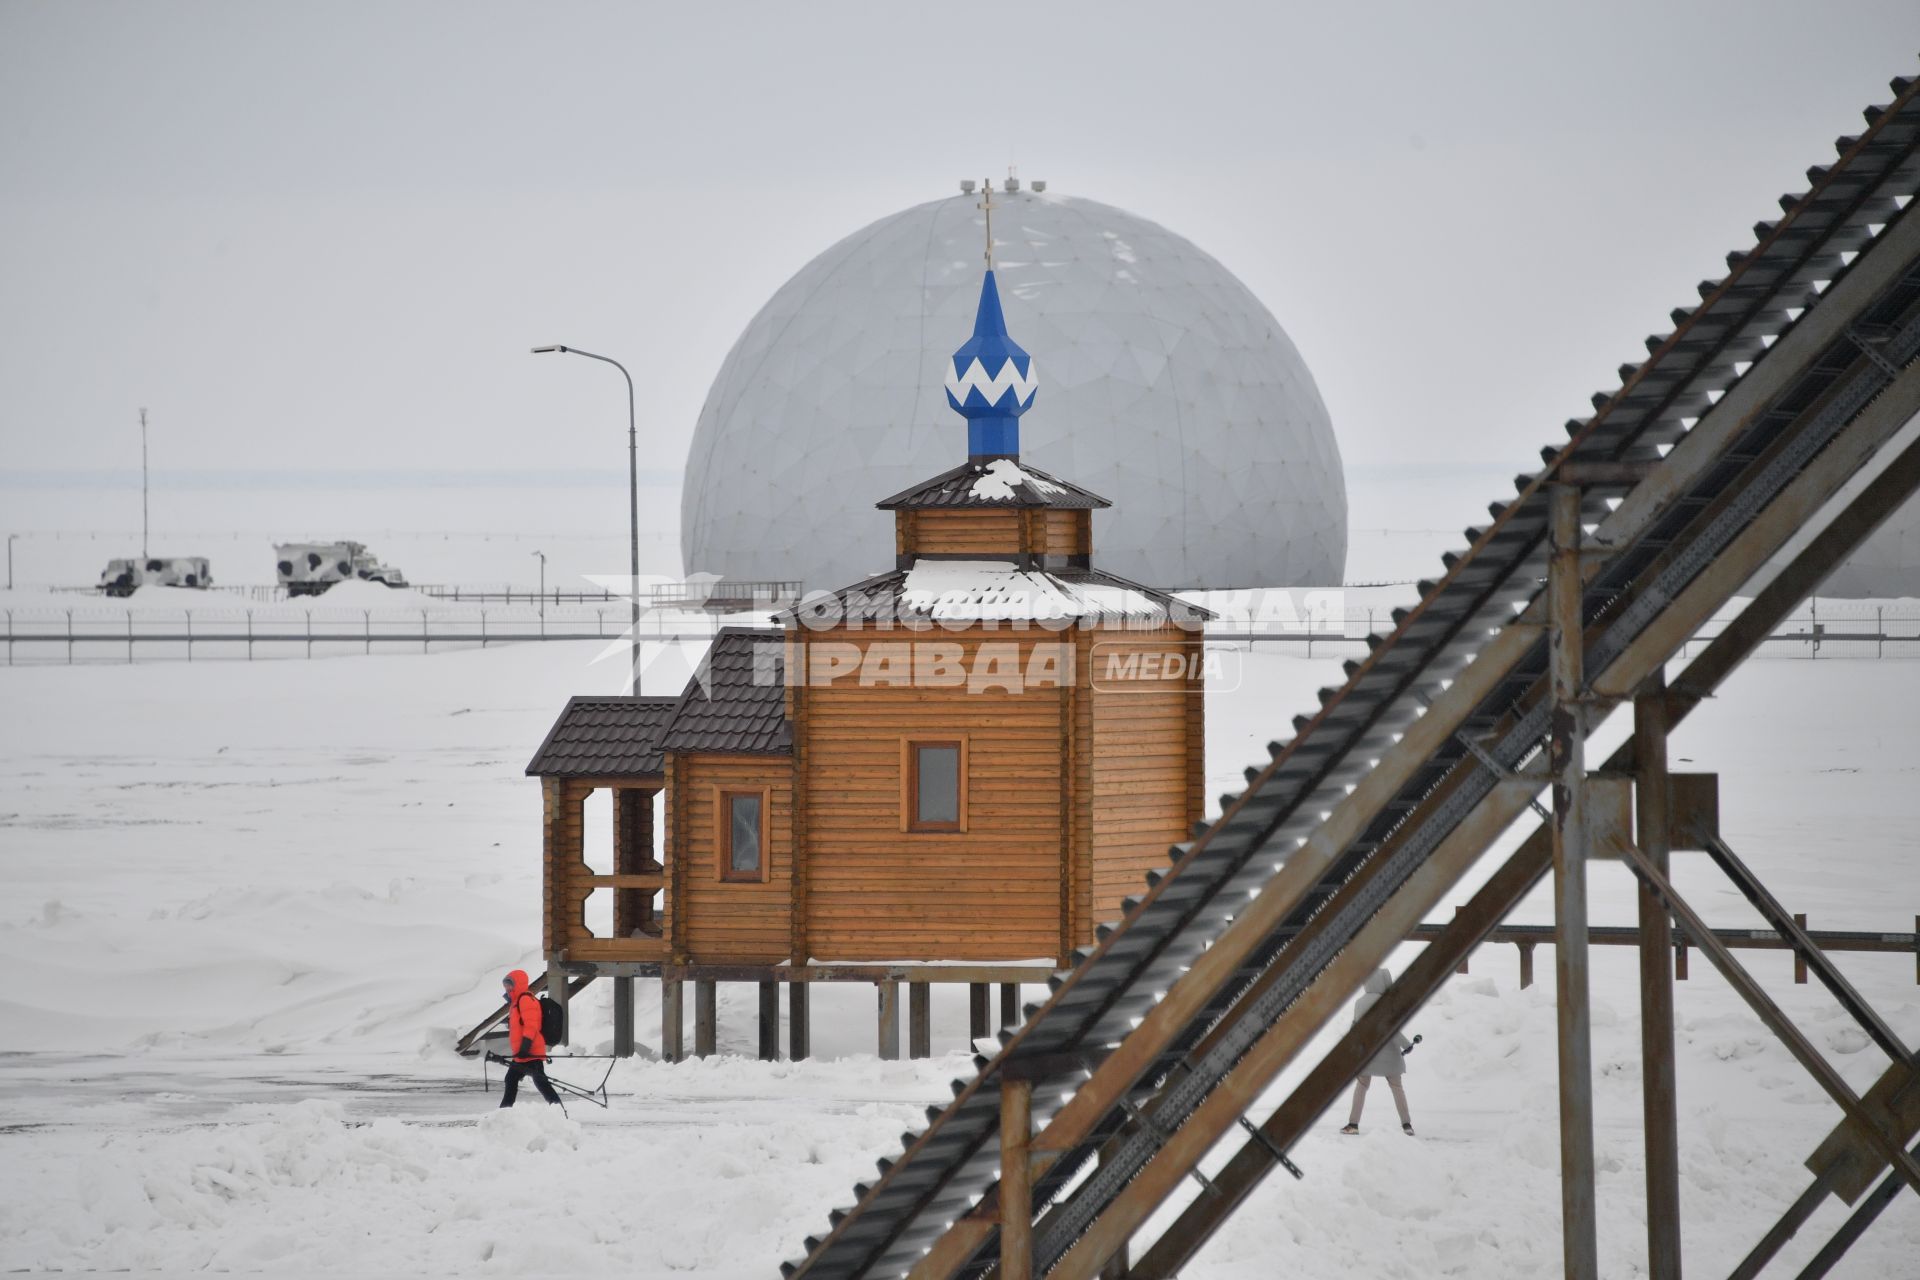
[499,969,561,1107]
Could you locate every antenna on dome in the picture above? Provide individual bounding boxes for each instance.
[978,178,996,271]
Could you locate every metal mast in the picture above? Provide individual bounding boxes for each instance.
[139,407,149,559]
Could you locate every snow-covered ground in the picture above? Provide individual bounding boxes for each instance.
[2,636,1917,1276]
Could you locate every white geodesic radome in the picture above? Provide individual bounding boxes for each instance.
[681,189,1347,590]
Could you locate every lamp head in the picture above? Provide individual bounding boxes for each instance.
[531,345,568,354]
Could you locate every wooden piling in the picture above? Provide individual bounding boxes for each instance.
[758,980,780,1061]
[661,978,684,1063]
[908,982,931,1059]
[694,980,717,1058]
[1518,941,1535,989]
[1000,982,1019,1030]
[1795,914,1809,984]
[970,982,990,1043]
[790,981,811,1061]
[612,976,634,1057]
[547,952,569,1047]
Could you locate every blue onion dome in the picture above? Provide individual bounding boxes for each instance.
[943,269,1036,459]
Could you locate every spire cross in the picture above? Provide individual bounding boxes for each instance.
[978,178,997,271]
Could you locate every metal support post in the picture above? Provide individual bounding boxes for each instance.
[790,981,811,1061]
[1635,672,1682,1280]
[1549,482,1599,1280]
[694,980,717,1058]
[1001,1078,1035,1280]
[878,981,901,1061]
[758,980,780,1061]
[613,975,635,1058]
[910,982,931,1059]
[662,978,684,1063]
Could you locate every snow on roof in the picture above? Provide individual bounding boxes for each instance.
[968,458,1064,502]
[899,559,1170,623]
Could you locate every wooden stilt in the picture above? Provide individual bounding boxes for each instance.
[970,982,990,1044]
[1635,674,1682,1280]
[695,980,717,1058]
[1518,941,1536,990]
[758,980,780,1061]
[878,981,901,1061]
[1795,914,1809,983]
[1549,483,1599,1280]
[613,975,635,1058]
[790,981,811,1061]
[547,953,569,1047]
[1454,906,1469,974]
[910,982,931,1059]
[1000,982,1019,1030]
[1000,1077,1034,1280]
[661,978,684,1063]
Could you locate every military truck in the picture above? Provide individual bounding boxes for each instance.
[99,556,213,597]
[274,541,409,597]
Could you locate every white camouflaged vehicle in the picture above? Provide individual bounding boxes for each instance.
[99,556,213,597]
[274,541,409,597]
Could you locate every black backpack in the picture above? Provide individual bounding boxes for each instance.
[538,993,566,1046]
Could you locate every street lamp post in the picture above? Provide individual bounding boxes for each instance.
[5,534,16,591]
[531,345,641,693]
[531,549,547,628]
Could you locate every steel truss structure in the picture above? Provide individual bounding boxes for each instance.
[785,69,1920,1280]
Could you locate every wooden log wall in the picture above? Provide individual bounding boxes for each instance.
[612,785,659,938]
[906,509,1025,557]
[675,752,795,964]
[895,508,1092,562]
[1086,624,1200,927]
[798,628,1069,961]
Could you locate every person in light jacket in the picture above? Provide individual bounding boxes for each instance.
[1340,967,1414,1135]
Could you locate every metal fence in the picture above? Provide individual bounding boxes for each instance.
[6,599,1920,665]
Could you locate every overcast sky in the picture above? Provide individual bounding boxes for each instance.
[4,0,1919,484]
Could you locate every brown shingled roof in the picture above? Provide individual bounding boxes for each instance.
[525,696,679,778]
[659,628,792,755]
[876,459,1110,510]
